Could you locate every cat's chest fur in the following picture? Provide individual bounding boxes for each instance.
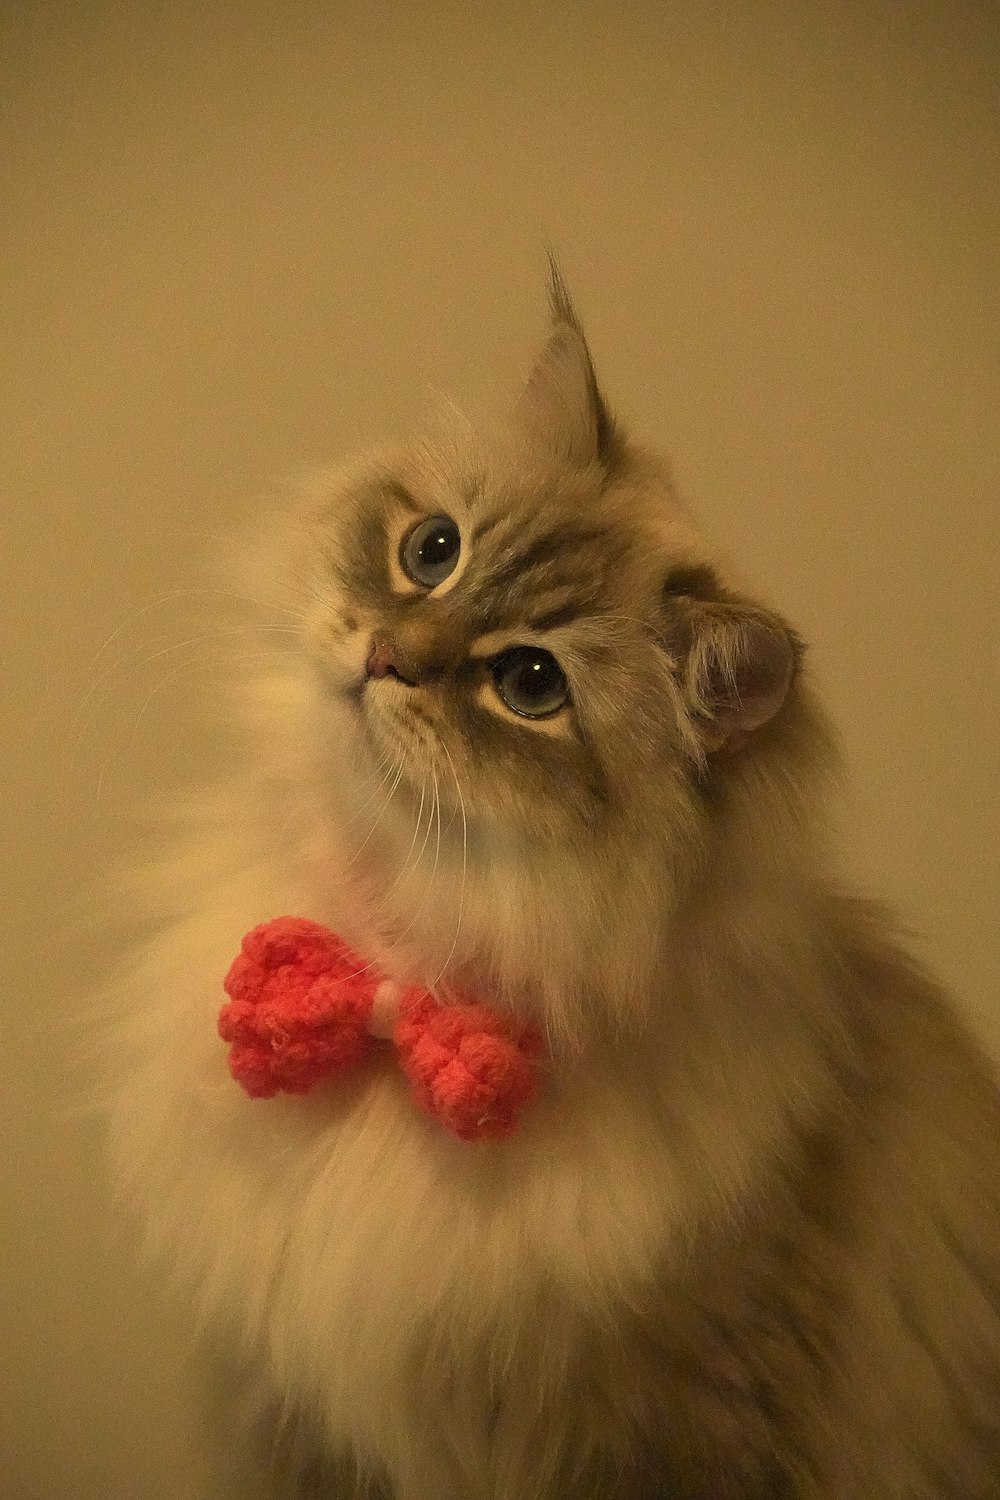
[116,890,706,1488]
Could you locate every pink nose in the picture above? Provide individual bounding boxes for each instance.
[366,637,414,683]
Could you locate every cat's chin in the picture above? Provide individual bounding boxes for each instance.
[354,683,444,796]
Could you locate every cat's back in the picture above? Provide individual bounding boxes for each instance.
[804,896,1000,1493]
[832,893,1000,1203]
[640,899,1000,1498]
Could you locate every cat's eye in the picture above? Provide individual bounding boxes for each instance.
[490,647,569,719]
[401,515,461,588]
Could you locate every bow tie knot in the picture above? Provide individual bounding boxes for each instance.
[218,917,542,1141]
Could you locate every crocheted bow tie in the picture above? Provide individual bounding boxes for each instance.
[218,917,542,1141]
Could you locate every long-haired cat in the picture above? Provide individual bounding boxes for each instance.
[102,274,1000,1499]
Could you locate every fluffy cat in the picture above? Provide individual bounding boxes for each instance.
[102,274,1000,1499]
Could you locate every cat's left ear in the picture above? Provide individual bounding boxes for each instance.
[660,571,801,752]
[515,263,620,468]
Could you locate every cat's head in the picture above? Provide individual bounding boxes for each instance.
[274,277,824,1031]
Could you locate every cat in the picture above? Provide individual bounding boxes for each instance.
[101,271,1000,1499]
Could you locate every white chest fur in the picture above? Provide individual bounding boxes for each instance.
[107,892,694,1492]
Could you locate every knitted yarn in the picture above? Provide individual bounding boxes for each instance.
[218,917,542,1141]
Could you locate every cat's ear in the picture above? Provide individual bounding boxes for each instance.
[660,570,800,751]
[515,261,619,468]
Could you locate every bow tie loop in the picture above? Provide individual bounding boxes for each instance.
[218,918,542,1141]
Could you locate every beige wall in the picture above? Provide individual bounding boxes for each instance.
[2,3,997,1496]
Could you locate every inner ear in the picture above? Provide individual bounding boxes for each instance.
[663,590,799,750]
[515,263,618,468]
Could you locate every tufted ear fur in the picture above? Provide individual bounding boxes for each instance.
[515,261,619,468]
[660,567,800,752]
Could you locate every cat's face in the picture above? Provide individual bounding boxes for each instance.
[297,303,797,855]
[275,295,804,1013]
[303,441,704,848]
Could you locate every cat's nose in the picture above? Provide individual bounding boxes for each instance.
[365,636,418,685]
[365,618,467,684]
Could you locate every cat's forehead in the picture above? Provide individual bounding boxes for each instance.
[464,500,626,631]
[381,445,694,624]
[314,439,708,647]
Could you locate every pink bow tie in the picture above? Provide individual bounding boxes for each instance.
[218,917,542,1141]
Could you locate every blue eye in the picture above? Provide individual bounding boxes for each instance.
[491,647,569,718]
[401,515,461,588]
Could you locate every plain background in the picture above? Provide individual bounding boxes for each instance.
[2,3,997,1497]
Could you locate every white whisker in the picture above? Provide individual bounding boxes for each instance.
[414,756,441,875]
[340,755,405,873]
[429,762,443,904]
[377,745,445,962]
[341,746,400,831]
[72,633,224,755]
[430,742,467,992]
[93,648,230,808]
[382,768,428,901]
[91,643,298,812]
[87,588,306,674]
[72,624,303,766]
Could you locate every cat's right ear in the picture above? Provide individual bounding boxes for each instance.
[514,263,620,469]
[659,569,801,753]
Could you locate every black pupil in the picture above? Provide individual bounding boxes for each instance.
[419,525,458,569]
[403,516,461,585]
[514,653,558,702]
[493,646,567,717]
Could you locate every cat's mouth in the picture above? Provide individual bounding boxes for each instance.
[361,676,439,769]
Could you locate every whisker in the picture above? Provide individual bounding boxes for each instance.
[92,648,231,808]
[381,768,428,901]
[67,630,306,825]
[340,755,405,873]
[340,743,402,831]
[429,763,443,902]
[431,742,467,991]
[87,588,307,673]
[86,638,312,815]
[414,756,441,875]
[72,633,225,754]
[72,624,303,757]
[376,743,444,959]
[384,761,446,970]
